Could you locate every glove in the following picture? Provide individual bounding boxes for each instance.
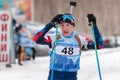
[51,14,63,27]
[87,14,96,26]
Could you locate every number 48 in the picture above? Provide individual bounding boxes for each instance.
[61,47,73,55]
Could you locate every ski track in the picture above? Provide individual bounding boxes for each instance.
[0,47,120,80]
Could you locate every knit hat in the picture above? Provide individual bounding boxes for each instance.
[61,13,75,26]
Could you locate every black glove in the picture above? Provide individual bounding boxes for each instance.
[87,14,96,26]
[51,14,63,27]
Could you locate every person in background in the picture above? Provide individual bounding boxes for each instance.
[15,24,36,65]
[32,13,104,80]
[15,25,24,65]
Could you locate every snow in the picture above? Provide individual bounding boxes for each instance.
[79,47,120,80]
[0,47,120,80]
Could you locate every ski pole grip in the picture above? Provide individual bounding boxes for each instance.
[90,22,94,26]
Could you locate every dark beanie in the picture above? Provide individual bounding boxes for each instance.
[61,13,75,26]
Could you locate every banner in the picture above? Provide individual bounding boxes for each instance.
[0,10,12,66]
[13,0,31,21]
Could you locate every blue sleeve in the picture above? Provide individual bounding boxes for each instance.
[32,22,54,48]
[87,25,104,49]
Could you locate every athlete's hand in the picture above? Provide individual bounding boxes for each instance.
[51,14,63,27]
[87,14,96,26]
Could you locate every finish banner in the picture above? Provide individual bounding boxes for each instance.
[0,10,12,65]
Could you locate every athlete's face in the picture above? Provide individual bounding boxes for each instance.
[60,23,74,36]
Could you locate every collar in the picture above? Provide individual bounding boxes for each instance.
[61,31,76,38]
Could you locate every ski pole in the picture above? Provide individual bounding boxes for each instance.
[50,26,59,80]
[90,22,102,80]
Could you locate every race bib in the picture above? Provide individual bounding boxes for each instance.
[56,46,80,56]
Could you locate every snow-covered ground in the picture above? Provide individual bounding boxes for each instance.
[0,47,120,80]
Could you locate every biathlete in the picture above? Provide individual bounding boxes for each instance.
[33,13,104,80]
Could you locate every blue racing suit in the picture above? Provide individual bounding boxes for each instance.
[32,22,104,80]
